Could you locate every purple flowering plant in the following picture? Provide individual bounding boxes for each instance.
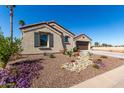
[0,59,42,88]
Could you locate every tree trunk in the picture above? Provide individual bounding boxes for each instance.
[10,6,13,43]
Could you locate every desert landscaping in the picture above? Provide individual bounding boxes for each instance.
[2,51,123,88]
[92,47,124,53]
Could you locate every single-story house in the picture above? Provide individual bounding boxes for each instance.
[20,21,92,54]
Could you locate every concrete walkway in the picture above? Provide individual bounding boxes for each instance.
[71,65,124,88]
[92,50,124,59]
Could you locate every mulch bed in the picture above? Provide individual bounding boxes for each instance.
[9,54,124,88]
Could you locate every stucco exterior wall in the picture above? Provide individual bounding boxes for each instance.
[49,23,75,50]
[21,27,64,54]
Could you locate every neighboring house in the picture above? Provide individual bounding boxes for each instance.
[20,21,92,54]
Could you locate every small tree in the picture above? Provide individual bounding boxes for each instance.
[94,42,100,47]
[102,43,107,47]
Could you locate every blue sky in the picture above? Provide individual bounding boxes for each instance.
[0,5,124,45]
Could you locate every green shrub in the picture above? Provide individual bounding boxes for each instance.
[87,52,93,57]
[12,38,23,56]
[43,52,47,56]
[93,64,100,69]
[94,59,102,65]
[62,49,74,57]
[49,54,56,58]
[100,55,108,59]
[62,49,67,55]
[96,59,102,62]
[0,82,15,88]
[73,47,78,52]
[0,62,6,68]
[0,32,23,68]
[66,50,73,57]
[0,37,12,66]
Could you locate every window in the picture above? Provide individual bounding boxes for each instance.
[64,36,69,42]
[40,34,49,47]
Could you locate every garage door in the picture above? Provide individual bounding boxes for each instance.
[76,41,89,50]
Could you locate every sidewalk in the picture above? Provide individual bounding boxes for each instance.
[71,65,124,88]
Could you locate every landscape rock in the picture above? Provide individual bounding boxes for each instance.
[61,51,93,72]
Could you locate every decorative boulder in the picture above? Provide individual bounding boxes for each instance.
[61,51,93,72]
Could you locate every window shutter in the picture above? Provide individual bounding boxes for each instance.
[49,33,54,47]
[34,32,40,47]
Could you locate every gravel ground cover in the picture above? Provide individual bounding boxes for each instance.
[9,54,124,88]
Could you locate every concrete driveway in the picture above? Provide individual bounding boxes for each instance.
[92,50,124,59]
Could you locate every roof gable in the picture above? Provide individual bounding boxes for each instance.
[48,21,75,36]
[74,34,92,41]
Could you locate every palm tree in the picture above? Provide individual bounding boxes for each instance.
[6,5,15,43]
[19,20,25,37]
[19,20,25,26]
